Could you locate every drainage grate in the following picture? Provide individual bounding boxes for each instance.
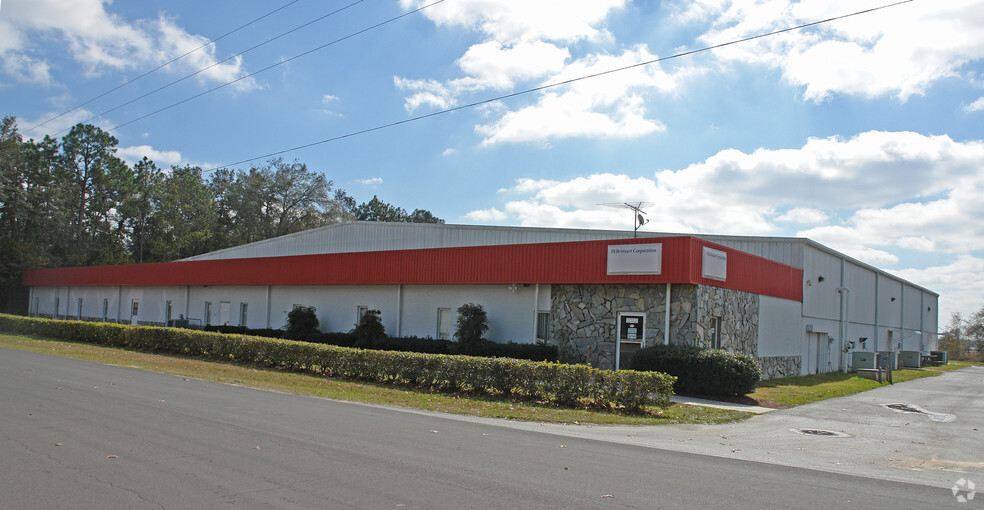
[790,428,850,437]
[882,403,956,423]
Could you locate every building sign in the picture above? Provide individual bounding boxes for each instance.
[606,243,662,275]
[619,315,642,341]
[701,246,727,281]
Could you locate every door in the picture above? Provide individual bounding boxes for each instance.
[815,332,830,374]
[615,312,646,370]
[130,300,140,325]
[219,301,231,325]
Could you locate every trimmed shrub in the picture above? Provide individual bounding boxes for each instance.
[630,344,760,396]
[352,309,385,348]
[454,303,488,347]
[285,306,319,340]
[0,314,675,411]
[204,325,285,338]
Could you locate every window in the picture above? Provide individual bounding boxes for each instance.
[710,317,722,349]
[131,300,139,318]
[102,299,109,322]
[437,308,452,340]
[240,302,248,326]
[54,297,60,319]
[33,297,39,317]
[536,312,550,342]
[205,302,213,326]
[165,300,173,325]
[77,298,83,320]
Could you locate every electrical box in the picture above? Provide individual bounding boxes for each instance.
[900,351,922,369]
[852,351,875,370]
[877,351,899,370]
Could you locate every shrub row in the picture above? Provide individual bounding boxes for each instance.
[204,325,559,362]
[630,344,761,396]
[0,314,673,411]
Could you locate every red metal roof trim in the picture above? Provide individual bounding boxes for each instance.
[23,236,803,301]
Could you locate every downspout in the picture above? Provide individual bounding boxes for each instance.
[185,286,191,320]
[836,287,849,373]
[532,284,540,343]
[873,274,879,352]
[396,284,403,337]
[664,283,672,345]
[265,285,272,329]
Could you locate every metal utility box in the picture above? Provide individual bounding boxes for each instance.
[900,351,922,369]
[852,351,875,370]
[877,351,899,370]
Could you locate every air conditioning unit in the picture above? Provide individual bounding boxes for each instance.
[900,351,921,369]
[852,351,875,370]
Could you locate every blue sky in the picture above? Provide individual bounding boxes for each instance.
[2,0,983,323]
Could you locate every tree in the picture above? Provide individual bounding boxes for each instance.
[353,309,385,347]
[143,165,217,261]
[454,303,488,347]
[354,195,444,223]
[285,305,319,340]
[120,157,162,263]
[56,123,131,266]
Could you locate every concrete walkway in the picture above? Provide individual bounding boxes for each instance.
[671,394,776,414]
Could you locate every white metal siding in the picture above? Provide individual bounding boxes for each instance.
[877,277,903,329]
[802,246,843,320]
[844,263,877,324]
[902,284,922,330]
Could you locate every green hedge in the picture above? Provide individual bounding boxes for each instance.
[0,314,673,411]
[630,344,760,396]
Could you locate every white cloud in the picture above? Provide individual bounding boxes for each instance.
[117,145,182,166]
[464,207,507,222]
[965,97,984,113]
[20,108,104,138]
[0,0,253,89]
[776,207,828,224]
[357,177,383,186]
[396,0,686,144]
[441,148,456,156]
[400,0,625,44]
[691,0,984,102]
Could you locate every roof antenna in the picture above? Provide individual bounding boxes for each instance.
[601,202,654,238]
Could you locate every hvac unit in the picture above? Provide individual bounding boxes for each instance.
[900,351,922,369]
[877,351,899,370]
[852,351,875,370]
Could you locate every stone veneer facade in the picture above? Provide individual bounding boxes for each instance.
[758,355,802,380]
[550,284,760,370]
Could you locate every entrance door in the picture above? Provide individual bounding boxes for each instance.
[219,301,231,325]
[615,312,646,370]
[814,332,830,374]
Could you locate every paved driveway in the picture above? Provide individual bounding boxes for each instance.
[448,366,984,490]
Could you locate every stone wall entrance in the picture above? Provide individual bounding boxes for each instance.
[550,283,759,369]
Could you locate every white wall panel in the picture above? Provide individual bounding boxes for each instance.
[902,284,922,330]
[877,276,903,329]
[802,246,842,320]
[400,285,538,343]
[844,263,876,324]
[758,296,802,357]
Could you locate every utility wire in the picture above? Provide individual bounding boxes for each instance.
[54,0,369,136]
[209,0,914,171]
[25,0,302,134]
[82,0,444,137]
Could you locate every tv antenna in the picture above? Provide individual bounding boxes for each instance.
[601,202,655,238]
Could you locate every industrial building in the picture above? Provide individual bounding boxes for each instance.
[23,221,938,378]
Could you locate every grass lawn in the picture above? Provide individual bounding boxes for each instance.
[0,333,752,426]
[749,360,978,408]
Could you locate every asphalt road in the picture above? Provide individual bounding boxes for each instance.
[0,347,974,509]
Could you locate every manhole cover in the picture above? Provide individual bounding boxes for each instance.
[790,428,850,437]
[881,403,955,423]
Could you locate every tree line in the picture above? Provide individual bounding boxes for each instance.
[0,116,442,313]
[939,307,984,361]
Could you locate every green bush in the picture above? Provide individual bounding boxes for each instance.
[285,306,319,340]
[352,309,385,348]
[454,303,488,347]
[0,314,674,411]
[630,344,760,396]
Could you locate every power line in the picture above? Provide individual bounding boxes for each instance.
[53,0,369,136]
[25,0,302,134]
[209,0,914,171]
[96,0,446,136]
